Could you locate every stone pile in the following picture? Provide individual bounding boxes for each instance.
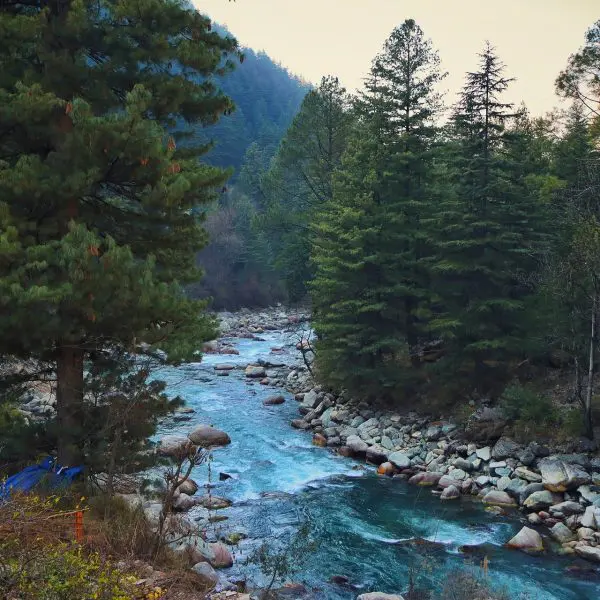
[289,386,600,564]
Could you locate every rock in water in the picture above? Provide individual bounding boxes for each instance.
[346,435,369,456]
[482,490,517,507]
[197,496,232,510]
[312,433,327,447]
[575,544,600,563]
[245,365,267,378]
[408,472,442,486]
[550,522,576,543]
[441,485,461,500]
[506,527,544,554]
[188,425,231,448]
[264,395,285,405]
[377,462,396,476]
[158,435,194,458]
[209,541,234,568]
[176,477,199,496]
[388,451,411,469]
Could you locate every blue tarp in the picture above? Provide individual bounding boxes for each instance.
[0,457,83,500]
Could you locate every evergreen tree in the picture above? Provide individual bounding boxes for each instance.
[430,44,546,391]
[0,1,239,465]
[312,19,445,399]
[259,76,352,301]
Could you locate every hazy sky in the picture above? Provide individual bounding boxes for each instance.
[195,0,598,116]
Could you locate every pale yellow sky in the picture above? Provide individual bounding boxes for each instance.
[195,0,598,116]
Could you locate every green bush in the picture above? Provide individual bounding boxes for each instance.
[500,383,559,440]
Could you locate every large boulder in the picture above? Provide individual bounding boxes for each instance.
[188,425,231,448]
[408,472,442,487]
[177,477,199,496]
[505,527,544,554]
[302,390,320,409]
[550,522,576,543]
[540,459,591,492]
[346,435,369,456]
[492,438,522,460]
[209,541,234,568]
[388,451,411,469]
[366,446,388,465]
[523,490,562,510]
[158,435,194,458]
[574,543,600,563]
[549,501,585,516]
[197,496,232,510]
[264,395,285,406]
[191,562,219,588]
[441,485,461,500]
[245,365,267,378]
[482,490,517,508]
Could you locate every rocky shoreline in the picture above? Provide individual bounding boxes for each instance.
[216,307,600,572]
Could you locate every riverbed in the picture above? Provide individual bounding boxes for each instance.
[155,330,599,599]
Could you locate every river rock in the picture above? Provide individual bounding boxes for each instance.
[492,438,522,460]
[158,435,194,458]
[188,425,231,448]
[580,505,600,529]
[264,395,285,405]
[366,446,388,465]
[540,459,591,492]
[476,446,492,461]
[388,451,411,469]
[214,364,236,371]
[523,490,562,510]
[550,522,576,543]
[192,562,219,588]
[302,390,320,409]
[209,542,234,568]
[453,458,473,472]
[177,477,199,496]
[377,462,396,477]
[312,433,327,447]
[245,365,266,378]
[549,501,585,516]
[527,513,542,525]
[197,496,232,510]
[408,472,442,487]
[506,526,544,554]
[346,435,369,456]
[575,543,600,563]
[514,467,542,483]
[483,490,517,507]
[578,485,600,505]
[441,485,461,500]
[357,594,405,600]
[497,476,513,492]
[291,419,310,430]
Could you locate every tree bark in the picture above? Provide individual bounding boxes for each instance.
[585,295,596,440]
[56,344,85,466]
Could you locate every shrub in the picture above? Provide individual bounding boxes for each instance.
[438,570,511,600]
[500,383,558,439]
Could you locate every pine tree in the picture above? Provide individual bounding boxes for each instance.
[0,1,239,465]
[311,20,445,399]
[430,44,546,391]
[259,76,352,301]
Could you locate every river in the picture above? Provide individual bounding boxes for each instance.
[154,330,599,600]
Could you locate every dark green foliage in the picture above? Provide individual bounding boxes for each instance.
[259,76,352,301]
[312,20,445,398]
[429,44,548,391]
[0,0,237,463]
[201,26,310,175]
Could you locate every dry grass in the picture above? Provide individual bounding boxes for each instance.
[0,491,212,600]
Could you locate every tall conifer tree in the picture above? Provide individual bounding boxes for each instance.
[312,19,444,398]
[0,1,239,464]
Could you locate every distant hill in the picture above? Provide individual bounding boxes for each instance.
[203,24,311,177]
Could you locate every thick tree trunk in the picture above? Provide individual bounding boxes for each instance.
[585,297,596,440]
[56,344,85,466]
